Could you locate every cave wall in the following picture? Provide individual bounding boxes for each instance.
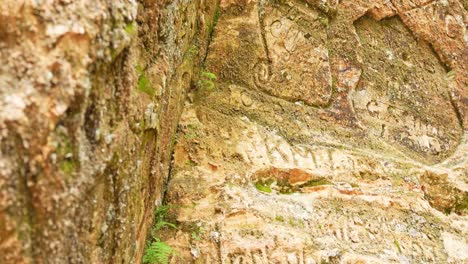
[0,0,219,263]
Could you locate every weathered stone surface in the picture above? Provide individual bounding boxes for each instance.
[256,0,332,106]
[161,0,468,263]
[353,16,461,163]
[0,0,219,263]
[1,0,466,263]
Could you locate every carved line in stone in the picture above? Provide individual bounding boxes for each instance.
[255,0,333,107]
[239,132,385,174]
[251,0,463,112]
[222,246,320,264]
[353,0,466,142]
[350,14,464,160]
[228,1,463,163]
[357,97,449,154]
[313,212,440,259]
[219,233,441,263]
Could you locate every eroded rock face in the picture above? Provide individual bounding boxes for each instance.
[353,16,460,162]
[163,0,468,263]
[0,0,219,263]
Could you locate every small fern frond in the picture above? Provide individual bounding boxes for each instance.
[201,71,217,80]
[154,220,177,231]
[155,205,171,219]
[143,240,176,264]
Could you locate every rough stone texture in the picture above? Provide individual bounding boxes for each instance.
[1,0,467,263]
[162,0,468,263]
[0,0,219,263]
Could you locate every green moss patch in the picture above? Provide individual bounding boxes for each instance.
[55,128,79,176]
[136,65,155,97]
[255,181,272,193]
[301,178,333,187]
[125,22,138,36]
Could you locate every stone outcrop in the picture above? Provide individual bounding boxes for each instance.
[1,0,467,263]
[0,0,219,263]
[161,0,468,263]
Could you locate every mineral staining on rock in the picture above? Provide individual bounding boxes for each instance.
[161,0,467,263]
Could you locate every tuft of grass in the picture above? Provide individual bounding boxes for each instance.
[184,133,197,140]
[201,71,216,80]
[153,206,175,230]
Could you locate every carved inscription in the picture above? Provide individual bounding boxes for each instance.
[236,128,387,177]
[352,16,462,162]
[255,0,332,107]
[218,204,447,263]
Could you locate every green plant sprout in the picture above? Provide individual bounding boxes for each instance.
[143,205,179,264]
[197,70,217,91]
[143,239,178,264]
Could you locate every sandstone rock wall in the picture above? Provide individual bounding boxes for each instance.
[162,0,468,263]
[0,0,219,263]
[1,0,467,263]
